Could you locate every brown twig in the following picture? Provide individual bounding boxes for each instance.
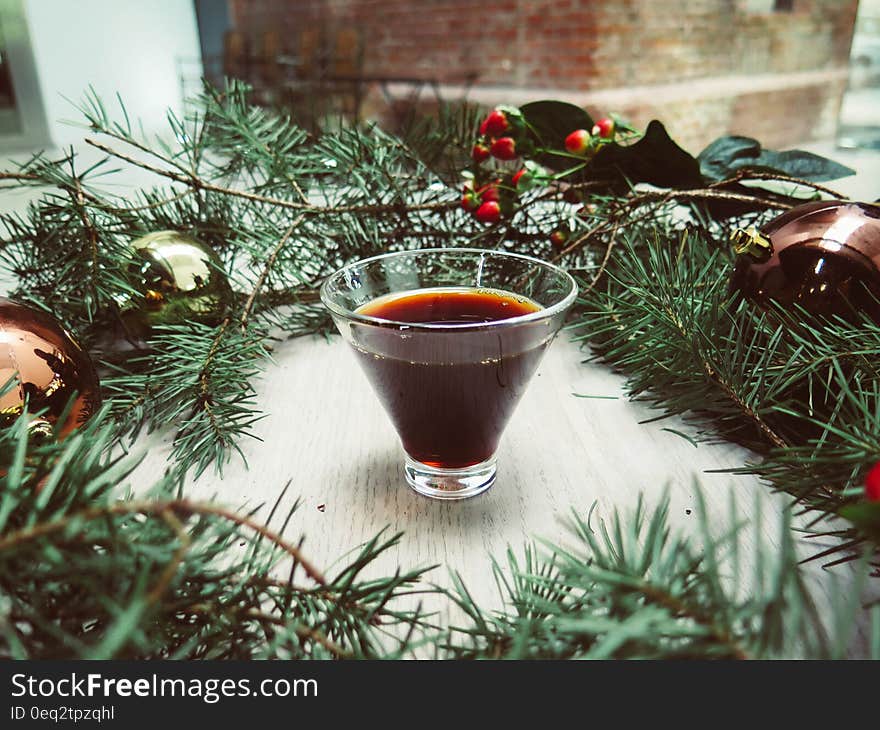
[85,137,309,208]
[241,609,351,658]
[552,182,790,270]
[552,218,613,263]
[240,216,305,333]
[0,497,327,585]
[665,311,840,503]
[145,509,192,605]
[84,137,456,216]
[0,165,193,215]
[548,207,659,298]
[164,600,350,657]
[264,289,322,307]
[578,222,621,298]
[117,189,195,213]
[626,187,793,211]
[638,581,750,660]
[543,181,797,297]
[67,177,102,307]
[92,125,196,178]
[197,317,233,445]
[0,168,106,207]
[701,354,789,451]
[0,171,40,183]
[109,386,155,422]
[533,179,609,206]
[709,170,848,200]
[663,305,790,452]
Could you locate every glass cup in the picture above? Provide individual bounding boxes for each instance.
[321,248,577,500]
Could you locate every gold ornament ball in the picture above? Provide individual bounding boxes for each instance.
[125,230,232,330]
[0,297,101,439]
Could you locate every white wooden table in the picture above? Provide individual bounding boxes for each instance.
[128,332,874,649]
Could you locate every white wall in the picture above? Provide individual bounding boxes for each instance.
[22,0,201,147]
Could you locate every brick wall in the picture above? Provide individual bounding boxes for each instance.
[229,0,859,151]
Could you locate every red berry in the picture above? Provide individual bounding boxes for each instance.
[474,200,501,224]
[565,129,591,155]
[472,143,490,163]
[592,117,615,139]
[482,109,509,137]
[479,182,501,202]
[866,461,880,501]
[461,189,479,212]
[490,137,517,161]
[550,230,568,249]
[512,168,534,192]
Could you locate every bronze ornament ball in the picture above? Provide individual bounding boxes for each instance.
[125,230,232,330]
[729,201,880,322]
[0,298,101,439]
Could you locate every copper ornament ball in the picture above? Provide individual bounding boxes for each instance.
[0,298,101,438]
[730,201,880,321]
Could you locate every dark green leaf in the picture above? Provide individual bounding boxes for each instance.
[520,100,594,152]
[752,149,855,182]
[697,136,763,181]
[586,120,703,190]
[525,115,703,191]
[839,503,880,541]
[698,134,855,182]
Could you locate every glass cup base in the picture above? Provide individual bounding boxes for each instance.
[404,454,496,500]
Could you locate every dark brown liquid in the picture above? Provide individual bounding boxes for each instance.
[353,287,546,468]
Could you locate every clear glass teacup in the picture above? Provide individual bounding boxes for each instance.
[321,248,577,500]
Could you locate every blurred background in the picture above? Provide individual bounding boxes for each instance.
[0,0,877,162]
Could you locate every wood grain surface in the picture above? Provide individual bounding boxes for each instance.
[127,332,874,649]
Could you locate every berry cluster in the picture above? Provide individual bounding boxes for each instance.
[462,106,633,249]
[564,116,618,157]
[462,106,539,225]
[461,166,533,224]
[472,109,522,164]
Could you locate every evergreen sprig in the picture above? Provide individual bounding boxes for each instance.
[102,321,269,477]
[445,491,874,659]
[0,411,433,659]
[573,220,880,558]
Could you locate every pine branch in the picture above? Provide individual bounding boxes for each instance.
[571,220,880,556]
[2,410,871,659]
[102,322,268,477]
[444,490,868,659]
[0,413,432,659]
[83,136,458,217]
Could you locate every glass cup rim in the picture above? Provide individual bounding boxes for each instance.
[320,247,579,331]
